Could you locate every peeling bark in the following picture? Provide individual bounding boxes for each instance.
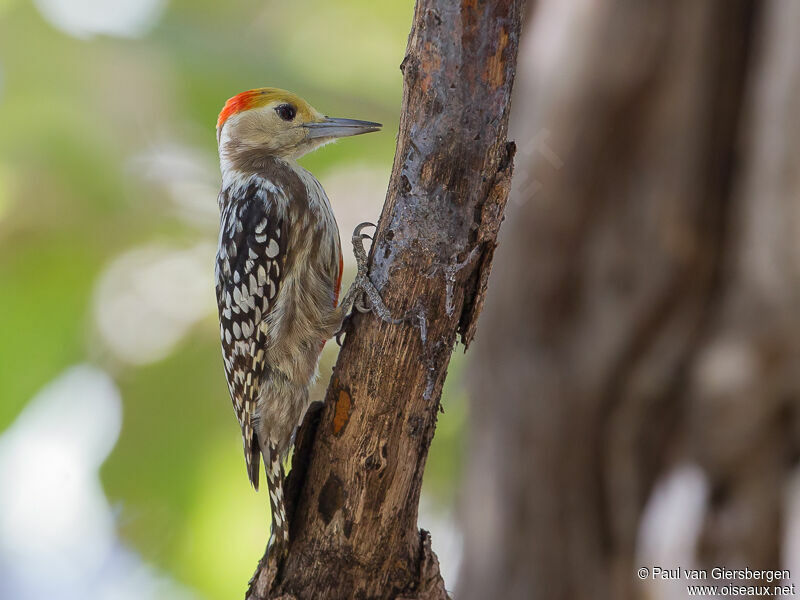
[245,0,524,598]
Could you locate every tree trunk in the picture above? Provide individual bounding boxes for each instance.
[690,0,800,581]
[457,1,781,599]
[246,0,524,598]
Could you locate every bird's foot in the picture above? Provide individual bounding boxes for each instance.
[336,222,402,346]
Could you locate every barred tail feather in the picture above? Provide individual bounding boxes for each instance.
[265,442,289,554]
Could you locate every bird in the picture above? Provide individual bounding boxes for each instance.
[214,87,394,560]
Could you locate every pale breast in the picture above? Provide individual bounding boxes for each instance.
[230,160,341,385]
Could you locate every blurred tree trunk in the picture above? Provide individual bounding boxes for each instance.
[690,0,800,580]
[457,0,800,599]
[245,0,523,599]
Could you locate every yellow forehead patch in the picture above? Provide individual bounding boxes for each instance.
[217,87,316,129]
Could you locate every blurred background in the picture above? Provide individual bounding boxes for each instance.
[0,1,469,598]
[6,1,800,599]
[458,1,800,600]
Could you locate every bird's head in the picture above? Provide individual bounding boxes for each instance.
[216,87,381,167]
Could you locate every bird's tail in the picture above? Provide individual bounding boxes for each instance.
[264,442,289,557]
[246,434,261,490]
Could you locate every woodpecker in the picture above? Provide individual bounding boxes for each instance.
[214,87,391,558]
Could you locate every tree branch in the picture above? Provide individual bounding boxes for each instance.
[246,0,524,598]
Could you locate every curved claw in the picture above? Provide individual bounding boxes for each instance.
[335,311,354,346]
[353,221,376,237]
[354,293,372,313]
[352,224,375,246]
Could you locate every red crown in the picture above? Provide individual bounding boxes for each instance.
[217,89,262,129]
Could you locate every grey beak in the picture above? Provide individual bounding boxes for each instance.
[304,117,382,139]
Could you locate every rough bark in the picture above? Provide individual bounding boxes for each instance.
[245,0,524,598]
[457,1,779,599]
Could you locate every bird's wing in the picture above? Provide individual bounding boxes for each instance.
[215,182,288,490]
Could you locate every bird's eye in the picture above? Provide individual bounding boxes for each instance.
[275,104,297,121]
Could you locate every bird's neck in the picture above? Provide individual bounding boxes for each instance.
[220,156,317,206]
